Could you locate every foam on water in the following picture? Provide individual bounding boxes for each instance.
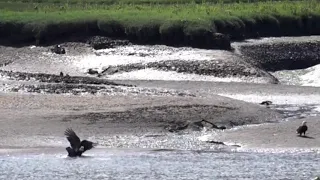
[273,63,320,87]
[300,64,320,87]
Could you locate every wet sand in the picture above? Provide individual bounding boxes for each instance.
[211,117,320,150]
[1,37,320,153]
[0,90,281,148]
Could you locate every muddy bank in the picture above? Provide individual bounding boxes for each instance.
[90,59,279,84]
[0,42,281,84]
[2,14,320,50]
[0,69,133,86]
[236,36,320,71]
[0,91,282,147]
[211,117,320,149]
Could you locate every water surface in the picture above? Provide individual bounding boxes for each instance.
[1,149,319,180]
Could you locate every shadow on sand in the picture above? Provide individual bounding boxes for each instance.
[297,135,315,139]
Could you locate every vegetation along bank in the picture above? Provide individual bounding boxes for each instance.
[0,0,320,49]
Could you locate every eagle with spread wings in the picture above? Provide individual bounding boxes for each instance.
[64,128,97,157]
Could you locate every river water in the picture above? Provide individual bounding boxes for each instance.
[1,148,319,180]
[1,36,320,180]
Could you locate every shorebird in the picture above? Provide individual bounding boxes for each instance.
[260,101,272,106]
[296,121,308,137]
[64,128,96,157]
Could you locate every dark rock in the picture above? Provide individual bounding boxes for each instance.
[205,140,225,145]
[212,33,231,50]
[201,119,227,130]
[87,68,99,75]
[50,45,66,54]
[100,66,119,75]
[231,144,241,147]
[86,36,130,50]
[189,119,228,131]
[260,101,273,106]
[166,121,190,132]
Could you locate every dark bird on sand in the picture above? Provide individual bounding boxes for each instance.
[64,128,97,157]
[296,121,308,136]
[260,101,272,106]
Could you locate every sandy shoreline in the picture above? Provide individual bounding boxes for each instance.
[0,83,319,152]
[211,117,320,150]
[1,37,320,153]
[0,90,282,149]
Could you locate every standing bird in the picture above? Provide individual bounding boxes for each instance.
[296,121,308,137]
[64,128,96,157]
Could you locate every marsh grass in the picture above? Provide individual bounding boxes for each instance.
[0,0,320,47]
[0,0,306,6]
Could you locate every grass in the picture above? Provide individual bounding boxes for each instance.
[0,0,306,7]
[0,0,320,47]
[1,1,319,23]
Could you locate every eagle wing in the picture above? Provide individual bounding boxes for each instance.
[64,128,81,150]
[80,140,96,152]
[296,126,308,133]
[296,126,302,133]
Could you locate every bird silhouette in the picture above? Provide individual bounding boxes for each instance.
[64,128,96,157]
[296,121,308,137]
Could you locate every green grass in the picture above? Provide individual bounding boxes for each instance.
[0,0,306,7]
[1,1,319,23]
[0,0,320,46]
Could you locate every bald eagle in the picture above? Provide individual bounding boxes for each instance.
[64,128,96,157]
[296,121,308,136]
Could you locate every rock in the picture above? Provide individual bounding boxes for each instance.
[190,119,227,131]
[166,121,189,132]
[260,101,272,106]
[87,68,99,75]
[201,119,227,130]
[212,33,231,50]
[205,140,225,145]
[100,66,119,75]
[86,36,131,50]
[50,45,66,54]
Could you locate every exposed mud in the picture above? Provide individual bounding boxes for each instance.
[92,59,279,84]
[1,35,320,152]
[211,117,320,149]
[235,36,320,71]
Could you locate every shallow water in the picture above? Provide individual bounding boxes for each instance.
[1,149,319,180]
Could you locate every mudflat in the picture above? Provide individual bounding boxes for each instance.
[212,117,320,150]
[0,91,281,148]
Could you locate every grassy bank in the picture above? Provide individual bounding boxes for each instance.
[0,0,320,49]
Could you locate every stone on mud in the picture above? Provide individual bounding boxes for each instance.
[50,45,66,54]
[86,36,131,50]
[212,33,231,50]
[87,68,99,75]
